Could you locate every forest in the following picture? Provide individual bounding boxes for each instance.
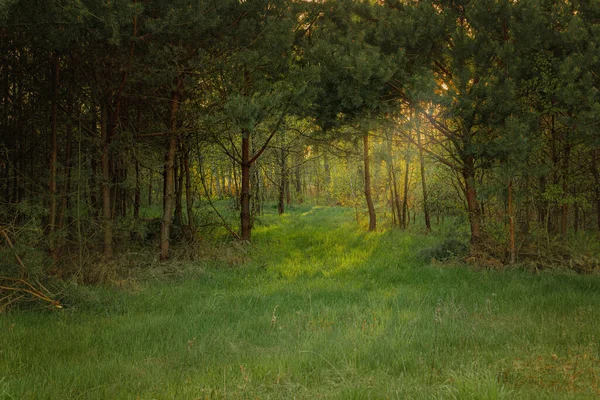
[1,0,600,398]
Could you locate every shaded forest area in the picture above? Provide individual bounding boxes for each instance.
[1,0,599,309]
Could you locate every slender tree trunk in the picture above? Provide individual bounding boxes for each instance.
[363,133,376,231]
[89,115,99,219]
[240,130,252,241]
[174,153,184,226]
[401,137,411,230]
[416,116,431,232]
[160,78,181,260]
[591,149,600,232]
[134,159,141,219]
[100,100,113,259]
[386,132,401,227]
[148,169,153,207]
[508,180,516,264]
[232,158,240,210]
[294,149,303,203]
[278,146,287,215]
[538,176,547,226]
[183,146,194,229]
[561,143,571,237]
[463,156,481,244]
[49,55,59,251]
[389,170,396,227]
[57,112,73,233]
[323,144,331,198]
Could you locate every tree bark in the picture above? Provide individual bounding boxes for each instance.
[591,149,600,232]
[294,149,303,203]
[463,156,481,244]
[561,143,571,237]
[134,159,141,219]
[49,55,59,251]
[278,146,287,215]
[240,130,252,241]
[508,180,515,264]
[416,116,431,232]
[401,137,411,230]
[363,133,376,231]
[57,111,73,233]
[183,149,194,229]
[100,100,113,259]
[174,153,184,226]
[160,78,182,260]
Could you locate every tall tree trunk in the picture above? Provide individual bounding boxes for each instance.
[363,133,376,231]
[134,159,141,219]
[148,168,153,207]
[174,154,184,226]
[57,111,73,233]
[591,149,600,232]
[508,180,516,264]
[561,143,571,237]
[416,116,431,232]
[89,115,99,219]
[49,55,59,251]
[160,78,181,260]
[232,158,240,210]
[463,156,481,244]
[294,149,303,203]
[240,130,252,241]
[278,146,287,215]
[100,100,113,259]
[401,137,411,230]
[183,146,194,229]
[323,144,331,198]
[386,132,401,227]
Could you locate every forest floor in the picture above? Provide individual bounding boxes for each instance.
[1,205,600,399]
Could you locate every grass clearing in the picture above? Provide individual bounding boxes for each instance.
[1,205,600,399]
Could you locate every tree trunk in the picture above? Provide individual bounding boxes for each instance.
[508,180,516,264]
[134,159,141,219]
[174,153,184,227]
[463,157,481,244]
[401,138,411,230]
[183,146,194,229]
[49,55,59,251]
[591,149,600,232]
[386,132,401,227]
[232,158,240,210]
[57,111,73,233]
[240,131,252,241]
[294,148,303,203]
[561,143,571,237]
[160,79,181,261]
[148,169,153,207]
[416,116,431,232]
[100,100,113,259]
[363,133,376,231]
[278,146,287,215]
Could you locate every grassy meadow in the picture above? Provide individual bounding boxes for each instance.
[1,205,600,399]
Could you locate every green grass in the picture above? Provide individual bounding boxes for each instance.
[2,205,600,399]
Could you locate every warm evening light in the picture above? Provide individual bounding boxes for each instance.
[2,0,598,398]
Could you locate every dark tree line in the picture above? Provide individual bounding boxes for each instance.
[0,0,599,286]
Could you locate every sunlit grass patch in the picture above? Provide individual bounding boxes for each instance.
[2,205,600,398]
